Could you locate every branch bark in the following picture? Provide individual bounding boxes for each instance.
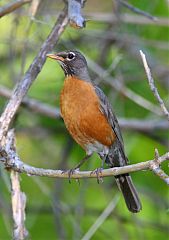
[0,8,68,144]
[0,0,31,18]
[0,149,168,182]
[0,133,168,184]
[117,0,157,21]
[11,171,28,240]
[86,55,162,116]
[140,50,169,121]
[6,130,28,240]
[86,13,169,26]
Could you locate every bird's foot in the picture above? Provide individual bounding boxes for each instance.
[91,167,104,184]
[62,168,80,184]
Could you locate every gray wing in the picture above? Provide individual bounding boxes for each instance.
[94,86,128,166]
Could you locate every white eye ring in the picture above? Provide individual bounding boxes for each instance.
[67,52,75,61]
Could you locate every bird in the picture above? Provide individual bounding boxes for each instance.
[46,50,142,213]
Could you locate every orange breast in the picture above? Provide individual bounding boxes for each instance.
[60,76,116,150]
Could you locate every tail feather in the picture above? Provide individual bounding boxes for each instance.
[101,140,142,213]
[115,174,142,213]
[105,139,142,213]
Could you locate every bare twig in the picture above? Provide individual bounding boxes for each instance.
[86,56,162,116]
[7,131,28,240]
[28,0,40,18]
[0,8,68,144]
[81,195,120,240]
[0,0,31,18]
[11,171,28,240]
[140,50,169,121]
[1,85,169,131]
[86,13,169,26]
[117,0,157,21]
[0,138,168,183]
[0,85,60,119]
[82,29,169,82]
[149,149,169,185]
[118,118,169,132]
[68,0,86,28]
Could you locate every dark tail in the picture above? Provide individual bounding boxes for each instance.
[115,174,142,213]
[103,140,142,213]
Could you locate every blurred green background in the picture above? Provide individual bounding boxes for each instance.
[0,0,169,239]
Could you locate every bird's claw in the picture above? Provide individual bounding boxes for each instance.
[91,167,104,184]
[62,168,80,184]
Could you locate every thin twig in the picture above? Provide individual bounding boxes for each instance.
[7,130,28,240]
[149,149,169,185]
[140,50,169,121]
[86,56,162,116]
[86,13,169,26]
[0,85,61,119]
[81,195,120,240]
[82,29,169,82]
[119,118,169,132]
[117,0,157,21]
[29,0,40,18]
[11,171,28,240]
[0,8,68,144]
[0,0,31,18]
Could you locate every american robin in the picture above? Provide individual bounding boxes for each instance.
[47,50,142,213]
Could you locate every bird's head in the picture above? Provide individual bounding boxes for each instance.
[46,50,90,81]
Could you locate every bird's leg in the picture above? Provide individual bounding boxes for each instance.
[91,154,107,184]
[73,154,93,169]
[64,154,93,183]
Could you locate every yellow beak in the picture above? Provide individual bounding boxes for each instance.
[46,53,64,62]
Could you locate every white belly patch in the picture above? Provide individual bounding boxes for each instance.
[85,141,109,156]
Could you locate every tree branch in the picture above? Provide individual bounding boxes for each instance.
[11,171,28,240]
[7,130,28,240]
[0,8,68,144]
[0,0,31,18]
[86,55,162,116]
[149,149,169,185]
[0,130,168,184]
[140,50,169,121]
[86,13,169,26]
[117,0,157,21]
[81,195,120,240]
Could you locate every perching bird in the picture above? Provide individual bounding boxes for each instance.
[47,50,142,213]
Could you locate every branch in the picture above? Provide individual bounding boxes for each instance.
[87,13,169,26]
[68,0,86,28]
[11,171,28,240]
[119,118,169,132]
[7,130,28,240]
[29,0,40,18]
[140,50,169,121]
[1,85,169,132]
[117,0,157,21]
[81,195,120,240]
[149,149,169,185]
[0,8,68,144]
[0,131,168,184]
[0,85,61,119]
[0,0,31,18]
[86,55,162,116]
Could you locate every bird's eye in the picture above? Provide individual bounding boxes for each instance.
[67,52,75,60]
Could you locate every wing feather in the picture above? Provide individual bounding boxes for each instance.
[94,86,128,165]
